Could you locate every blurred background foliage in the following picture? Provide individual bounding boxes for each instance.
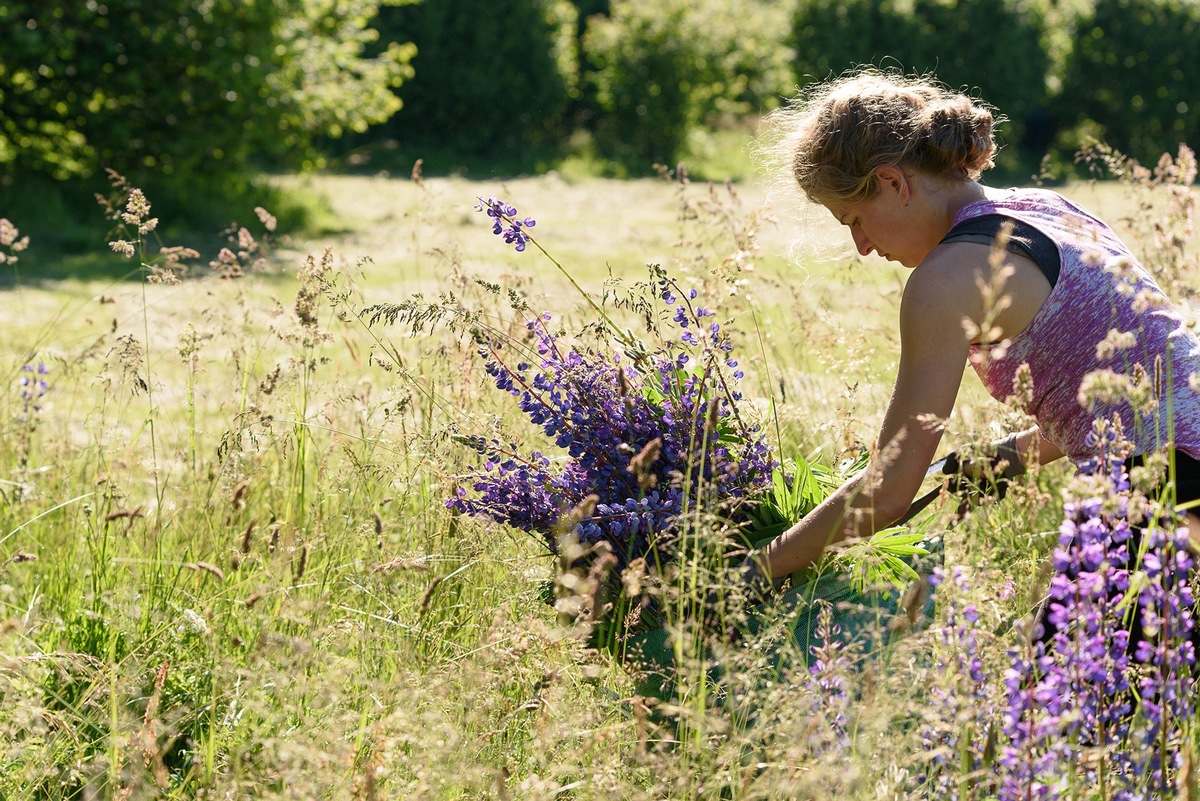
[0,0,1197,256]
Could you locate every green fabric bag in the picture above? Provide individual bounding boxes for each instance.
[618,538,944,705]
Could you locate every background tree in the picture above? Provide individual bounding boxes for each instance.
[1057,0,1200,167]
[369,0,578,170]
[789,0,908,83]
[0,0,413,230]
[582,0,794,174]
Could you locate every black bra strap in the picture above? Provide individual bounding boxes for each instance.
[940,213,1061,288]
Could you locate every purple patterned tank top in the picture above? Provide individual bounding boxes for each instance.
[956,189,1200,463]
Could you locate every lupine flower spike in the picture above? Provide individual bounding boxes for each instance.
[17,362,49,421]
[474,196,536,252]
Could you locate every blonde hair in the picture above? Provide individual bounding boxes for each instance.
[772,69,1002,205]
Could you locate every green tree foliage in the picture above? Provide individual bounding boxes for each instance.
[373,0,577,161]
[566,0,611,127]
[902,0,1052,170]
[1058,0,1200,166]
[790,0,1052,175]
[790,0,907,82]
[0,1,413,187]
[582,0,795,173]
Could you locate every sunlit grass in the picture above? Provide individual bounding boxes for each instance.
[0,168,1194,798]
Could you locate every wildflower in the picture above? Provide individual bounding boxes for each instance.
[0,218,30,264]
[110,240,136,258]
[921,567,995,797]
[180,608,209,636]
[448,296,773,572]
[0,218,25,248]
[805,601,853,754]
[1095,328,1137,362]
[474,196,536,252]
[254,206,278,232]
[1129,523,1196,789]
[17,363,49,419]
[122,188,151,226]
[999,424,1198,797]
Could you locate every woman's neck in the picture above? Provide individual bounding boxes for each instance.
[922,177,991,233]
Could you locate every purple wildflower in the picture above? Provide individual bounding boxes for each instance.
[921,567,996,798]
[474,196,536,252]
[998,424,1198,798]
[998,641,1067,801]
[805,601,852,752]
[17,362,49,420]
[1129,522,1196,790]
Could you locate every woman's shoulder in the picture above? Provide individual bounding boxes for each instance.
[953,187,1110,241]
[906,235,1054,349]
[904,239,996,310]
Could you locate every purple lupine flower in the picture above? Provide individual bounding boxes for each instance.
[474,196,536,252]
[1129,522,1196,790]
[805,601,852,753]
[999,424,1199,798]
[17,362,49,421]
[920,567,998,799]
[1040,486,1136,784]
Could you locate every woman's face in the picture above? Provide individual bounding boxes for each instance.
[824,166,941,269]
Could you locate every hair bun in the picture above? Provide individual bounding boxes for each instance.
[925,99,996,178]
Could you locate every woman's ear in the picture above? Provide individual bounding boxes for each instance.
[875,165,911,204]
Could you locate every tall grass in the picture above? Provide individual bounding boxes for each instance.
[0,156,1197,799]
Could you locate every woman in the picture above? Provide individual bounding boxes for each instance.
[750,70,1200,583]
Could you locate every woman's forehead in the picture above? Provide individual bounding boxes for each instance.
[824,201,855,225]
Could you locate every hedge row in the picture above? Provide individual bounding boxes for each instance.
[0,1,413,189]
[2,0,1197,191]
[384,0,1199,176]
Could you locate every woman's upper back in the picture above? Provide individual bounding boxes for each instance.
[946,188,1200,461]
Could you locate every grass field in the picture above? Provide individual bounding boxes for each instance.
[1,164,1197,799]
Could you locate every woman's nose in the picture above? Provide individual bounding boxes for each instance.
[851,228,874,257]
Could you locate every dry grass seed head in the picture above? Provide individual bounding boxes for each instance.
[188,562,226,582]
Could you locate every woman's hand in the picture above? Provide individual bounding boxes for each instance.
[943,433,1025,504]
[942,428,1062,511]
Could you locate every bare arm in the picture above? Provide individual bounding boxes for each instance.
[761,251,978,578]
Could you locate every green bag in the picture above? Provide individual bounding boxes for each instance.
[618,538,944,705]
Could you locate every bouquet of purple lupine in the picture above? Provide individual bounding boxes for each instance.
[446,297,775,568]
[442,196,816,652]
[427,195,923,693]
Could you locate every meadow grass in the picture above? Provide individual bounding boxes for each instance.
[0,165,1195,799]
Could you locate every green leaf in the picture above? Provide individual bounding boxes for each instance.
[832,525,931,593]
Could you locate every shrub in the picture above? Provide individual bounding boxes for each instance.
[1057,0,1200,167]
[789,0,909,82]
[0,1,412,186]
[373,0,578,163]
[583,0,794,173]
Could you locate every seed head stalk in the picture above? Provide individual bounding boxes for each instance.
[105,183,176,527]
[527,233,631,345]
[135,233,165,527]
